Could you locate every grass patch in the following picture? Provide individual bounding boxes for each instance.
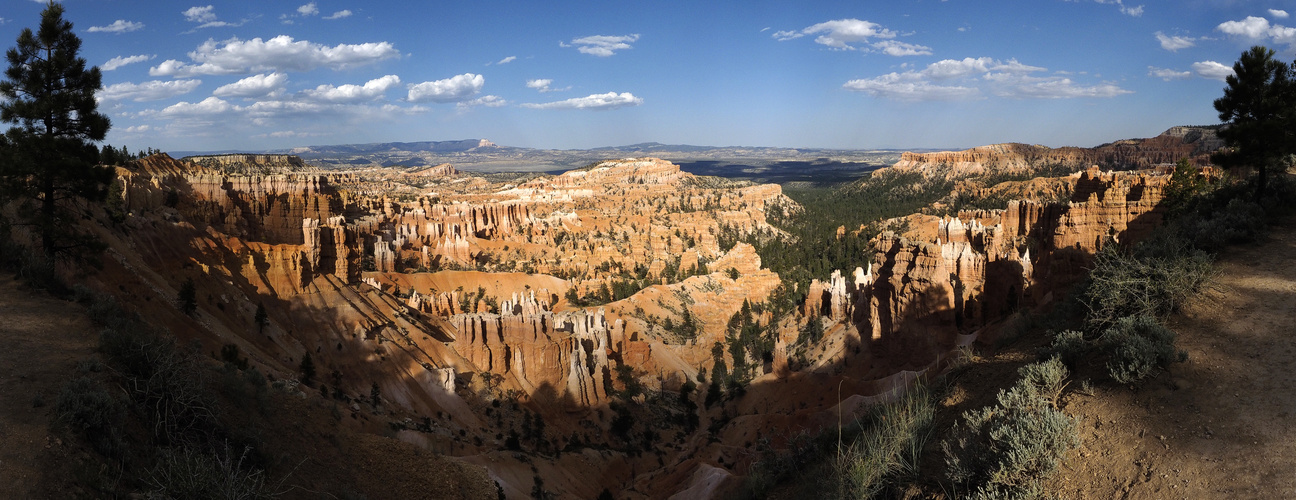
[737,382,938,499]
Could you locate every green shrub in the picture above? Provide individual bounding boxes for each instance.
[56,377,126,457]
[943,358,1078,499]
[1102,315,1184,385]
[144,445,275,499]
[1039,330,1088,369]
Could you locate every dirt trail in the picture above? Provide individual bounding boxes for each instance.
[1054,216,1296,499]
[0,277,98,498]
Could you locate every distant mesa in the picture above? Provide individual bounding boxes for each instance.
[181,153,311,175]
[894,126,1222,180]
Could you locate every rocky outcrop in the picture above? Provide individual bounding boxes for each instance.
[812,166,1170,365]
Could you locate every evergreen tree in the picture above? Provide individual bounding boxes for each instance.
[1212,45,1295,200]
[254,302,268,333]
[299,353,316,386]
[177,278,196,316]
[0,3,113,261]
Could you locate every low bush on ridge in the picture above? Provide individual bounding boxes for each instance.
[1102,315,1186,385]
[943,358,1078,500]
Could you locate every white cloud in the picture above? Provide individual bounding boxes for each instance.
[844,73,980,101]
[159,96,234,117]
[297,3,319,16]
[985,72,1132,98]
[991,60,1049,73]
[87,20,144,34]
[871,40,932,57]
[1148,66,1192,81]
[381,103,431,115]
[774,18,927,56]
[496,56,517,65]
[100,79,202,102]
[1218,16,1271,38]
[771,30,802,41]
[922,57,993,79]
[123,125,152,133]
[1155,31,1195,51]
[149,36,400,77]
[920,57,1043,80]
[1217,16,1296,45]
[324,10,352,20]
[303,74,400,103]
[407,73,484,103]
[521,92,642,110]
[1270,9,1289,19]
[845,57,1126,101]
[525,78,570,93]
[798,19,897,50]
[213,72,288,98]
[183,6,217,23]
[458,95,507,109]
[565,34,639,57]
[102,54,154,71]
[182,5,244,29]
[1069,0,1144,17]
[1192,61,1235,81]
[258,130,324,139]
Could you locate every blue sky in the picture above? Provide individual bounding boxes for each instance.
[1,0,1291,152]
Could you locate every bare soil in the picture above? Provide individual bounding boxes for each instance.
[0,277,98,498]
[1050,215,1296,499]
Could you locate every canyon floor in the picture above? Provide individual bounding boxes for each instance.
[1047,214,1296,499]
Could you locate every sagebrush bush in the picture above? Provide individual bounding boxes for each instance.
[56,377,127,457]
[1040,330,1088,369]
[100,327,214,443]
[1081,239,1212,330]
[943,358,1079,499]
[1173,198,1267,252]
[1102,315,1184,385]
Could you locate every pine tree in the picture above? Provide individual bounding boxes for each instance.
[254,302,268,333]
[177,278,196,316]
[0,3,113,261]
[1212,45,1295,200]
[299,353,316,387]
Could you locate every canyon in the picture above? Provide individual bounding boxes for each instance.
[74,126,1215,498]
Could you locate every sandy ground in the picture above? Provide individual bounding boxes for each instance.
[1052,215,1296,499]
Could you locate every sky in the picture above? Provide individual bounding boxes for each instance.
[1,0,1292,152]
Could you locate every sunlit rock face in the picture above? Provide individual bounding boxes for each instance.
[110,154,789,407]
